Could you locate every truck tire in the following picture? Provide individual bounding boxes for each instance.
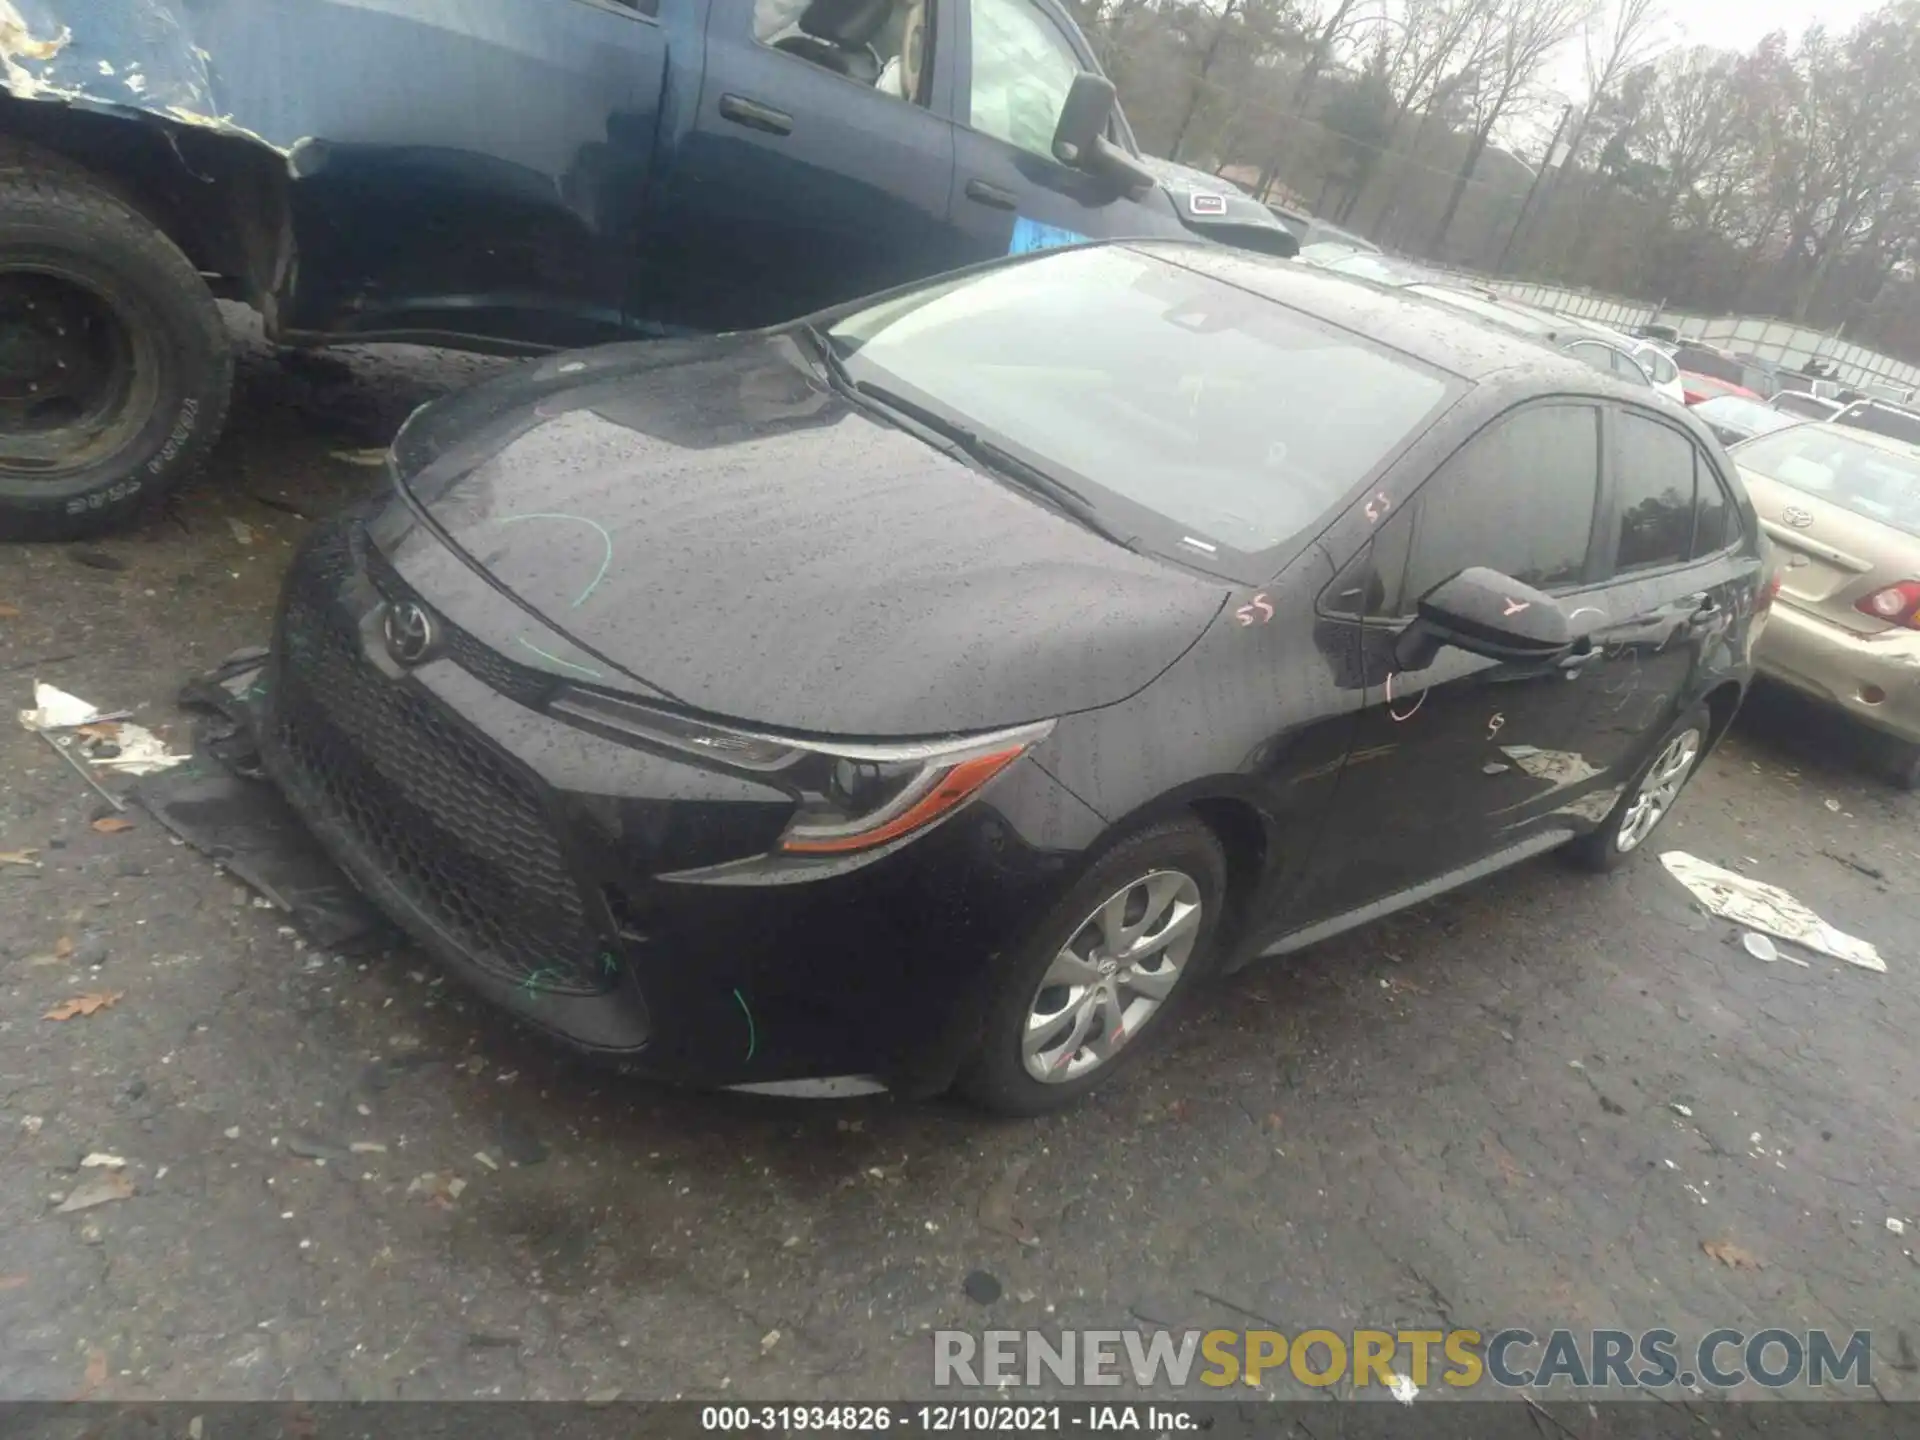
[0,157,232,539]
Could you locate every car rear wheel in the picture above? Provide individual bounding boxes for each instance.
[0,151,232,539]
[956,818,1225,1115]
[1564,704,1710,872]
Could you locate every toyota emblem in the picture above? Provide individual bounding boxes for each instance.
[1783,505,1815,529]
[382,601,438,666]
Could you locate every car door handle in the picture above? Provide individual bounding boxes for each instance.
[718,94,793,136]
[1689,595,1722,627]
[1556,637,1597,672]
[964,178,1019,210]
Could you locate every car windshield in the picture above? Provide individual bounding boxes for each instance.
[827,246,1452,560]
[1735,427,1920,538]
[1839,403,1920,445]
[1697,396,1795,436]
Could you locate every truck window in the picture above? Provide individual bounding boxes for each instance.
[968,0,1079,157]
[756,0,932,103]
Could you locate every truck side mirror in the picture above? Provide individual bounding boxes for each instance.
[1051,72,1155,196]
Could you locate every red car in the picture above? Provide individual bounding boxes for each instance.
[1673,344,1761,405]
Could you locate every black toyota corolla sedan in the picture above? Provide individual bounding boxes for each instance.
[261,242,1766,1113]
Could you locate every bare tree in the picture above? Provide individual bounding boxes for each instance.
[1427,0,1595,252]
[1332,0,1496,222]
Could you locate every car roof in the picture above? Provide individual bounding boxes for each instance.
[1132,243,1615,385]
[1849,397,1920,418]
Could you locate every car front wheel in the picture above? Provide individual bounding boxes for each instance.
[957,818,1226,1115]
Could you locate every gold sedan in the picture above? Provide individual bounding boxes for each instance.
[1739,423,1920,786]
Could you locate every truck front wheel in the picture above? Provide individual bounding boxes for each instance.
[0,157,232,539]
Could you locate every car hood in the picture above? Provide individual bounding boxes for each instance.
[381,332,1228,736]
[1141,157,1299,257]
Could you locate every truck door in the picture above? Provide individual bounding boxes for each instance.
[636,0,958,331]
[944,0,1185,263]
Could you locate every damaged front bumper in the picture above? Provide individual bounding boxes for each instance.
[256,516,1074,1093]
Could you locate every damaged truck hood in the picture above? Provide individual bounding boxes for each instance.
[380,333,1229,736]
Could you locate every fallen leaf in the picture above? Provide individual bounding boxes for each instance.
[44,991,124,1021]
[71,1346,108,1400]
[55,935,73,958]
[330,447,389,467]
[90,817,134,834]
[55,1171,133,1213]
[0,1275,26,1291]
[1702,1240,1763,1270]
[77,722,121,741]
[0,849,41,867]
[0,603,18,618]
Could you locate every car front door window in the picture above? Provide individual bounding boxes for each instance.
[968,0,1079,157]
[1399,404,1601,610]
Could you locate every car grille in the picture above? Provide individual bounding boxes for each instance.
[267,523,612,996]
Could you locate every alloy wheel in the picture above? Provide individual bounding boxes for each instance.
[1021,868,1202,1084]
[1615,726,1702,853]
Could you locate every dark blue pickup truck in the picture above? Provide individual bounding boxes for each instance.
[0,0,1230,537]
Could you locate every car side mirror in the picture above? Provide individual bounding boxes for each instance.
[1051,72,1155,196]
[1393,567,1573,670]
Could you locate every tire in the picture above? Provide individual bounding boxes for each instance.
[956,817,1227,1115]
[1882,738,1920,791]
[0,153,232,539]
[1564,704,1711,872]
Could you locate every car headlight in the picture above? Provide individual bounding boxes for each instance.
[550,686,1051,855]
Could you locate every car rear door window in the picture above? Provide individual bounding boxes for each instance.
[1613,411,1696,574]
[1398,404,1601,609]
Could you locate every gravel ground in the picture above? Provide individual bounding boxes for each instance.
[2,321,1918,1406]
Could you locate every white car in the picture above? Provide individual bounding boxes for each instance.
[1570,321,1687,407]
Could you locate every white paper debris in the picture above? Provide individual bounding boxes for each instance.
[19,683,186,774]
[80,1153,126,1169]
[1387,1371,1419,1405]
[1660,852,1885,972]
[1889,1218,1906,1236]
[19,682,99,729]
[1670,1103,1693,1118]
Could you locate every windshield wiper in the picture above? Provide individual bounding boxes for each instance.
[799,323,855,390]
[847,377,1138,550]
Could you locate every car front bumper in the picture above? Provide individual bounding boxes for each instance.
[257,516,1092,1093]
[1754,598,1920,744]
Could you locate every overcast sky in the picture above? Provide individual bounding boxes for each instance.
[1668,0,1880,51]
[1511,0,1884,149]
